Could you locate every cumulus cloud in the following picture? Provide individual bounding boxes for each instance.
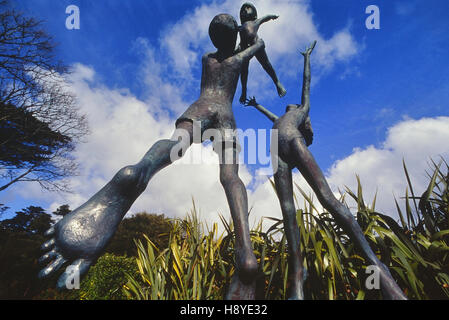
[5,1,445,235]
[326,116,449,217]
[3,67,448,233]
[158,0,361,103]
[6,62,259,231]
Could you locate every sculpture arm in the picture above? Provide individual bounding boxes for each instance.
[255,14,279,28]
[236,38,265,62]
[300,41,316,114]
[244,97,278,122]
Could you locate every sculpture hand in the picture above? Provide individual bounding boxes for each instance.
[244,96,258,107]
[301,40,317,56]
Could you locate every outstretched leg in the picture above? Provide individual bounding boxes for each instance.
[39,121,194,287]
[273,156,305,300]
[255,48,286,98]
[219,146,257,300]
[239,60,250,104]
[288,138,407,300]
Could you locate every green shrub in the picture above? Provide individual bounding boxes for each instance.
[78,254,139,300]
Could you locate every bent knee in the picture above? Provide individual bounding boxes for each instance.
[238,256,258,282]
[219,170,241,187]
[114,165,144,192]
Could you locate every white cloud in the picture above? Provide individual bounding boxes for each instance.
[8,0,444,236]
[4,62,262,232]
[326,116,449,217]
[158,0,361,104]
[3,62,447,234]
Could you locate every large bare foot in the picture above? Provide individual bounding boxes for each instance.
[38,165,143,288]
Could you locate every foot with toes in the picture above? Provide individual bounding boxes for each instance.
[38,175,138,288]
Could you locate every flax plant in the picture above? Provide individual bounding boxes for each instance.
[124,160,449,300]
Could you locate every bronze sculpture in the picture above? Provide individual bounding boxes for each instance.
[244,41,407,300]
[238,2,286,104]
[39,13,264,300]
[37,5,407,300]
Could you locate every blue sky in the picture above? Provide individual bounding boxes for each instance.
[1,0,449,225]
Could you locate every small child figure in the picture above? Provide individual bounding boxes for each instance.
[245,41,407,300]
[238,2,286,104]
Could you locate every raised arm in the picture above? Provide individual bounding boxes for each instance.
[235,38,265,62]
[254,14,279,28]
[244,96,278,123]
[300,41,316,114]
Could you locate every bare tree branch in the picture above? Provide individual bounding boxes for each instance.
[0,1,88,192]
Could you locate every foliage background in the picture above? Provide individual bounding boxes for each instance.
[1,161,446,300]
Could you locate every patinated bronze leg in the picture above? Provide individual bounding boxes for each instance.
[289,138,407,300]
[255,48,286,98]
[39,122,194,288]
[239,59,249,104]
[219,147,258,300]
[273,156,305,300]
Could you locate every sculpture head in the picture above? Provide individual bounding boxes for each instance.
[240,2,257,23]
[209,14,238,52]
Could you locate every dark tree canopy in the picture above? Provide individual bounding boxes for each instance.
[52,204,71,217]
[0,205,55,299]
[106,212,173,256]
[0,103,75,192]
[0,203,8,217]
[0,1,88,192]
[0,205,54,235]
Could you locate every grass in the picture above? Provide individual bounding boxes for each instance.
[124,160,449,300]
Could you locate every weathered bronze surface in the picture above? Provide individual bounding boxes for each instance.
[238,2,286,104]
[245,41,407,300]
[39,13,265,300]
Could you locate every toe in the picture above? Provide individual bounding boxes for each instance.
[45,225,55,236]
[38,249,58,264]
[38,254,67,279]
[41,238,55,251]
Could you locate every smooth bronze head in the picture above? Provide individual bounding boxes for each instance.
[240,2,257,23]
[209,14,238,51]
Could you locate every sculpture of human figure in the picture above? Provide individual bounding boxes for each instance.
[244,41,407,300]
[38,14,264,300]
[238,2,286,104]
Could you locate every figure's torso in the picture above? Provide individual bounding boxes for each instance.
[274,107,308,134]
[240,21,259,47]
[199,53,242,104]
[176,52,243,134]
[273,107,309,160]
